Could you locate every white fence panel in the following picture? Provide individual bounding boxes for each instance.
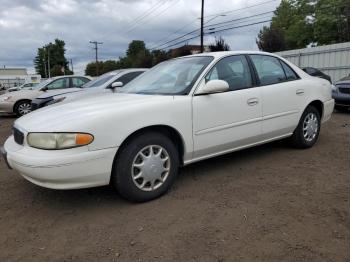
[275,42,350,82]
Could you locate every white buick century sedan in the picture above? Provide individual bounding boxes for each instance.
[1,51,334,202]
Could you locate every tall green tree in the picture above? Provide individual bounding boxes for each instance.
[209,37,231,52]
[34,39,72,77]
[256,0,350,51]
[314,0,350,44]
[256,26,286,52]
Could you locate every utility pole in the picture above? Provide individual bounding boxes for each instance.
[47,47,51,78]
[89,41,103,76]
[43,52,47,78]
[70,59,74,74]
[200,0,204,53]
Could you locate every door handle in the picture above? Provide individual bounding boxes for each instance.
[296,89,305,95]
[247,98,259,106]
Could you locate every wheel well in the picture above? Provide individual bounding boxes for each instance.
[13,99,31,113]
[308,100,323,118]
[118,125,185,165]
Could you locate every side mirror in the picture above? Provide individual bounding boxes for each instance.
[41,86,48,92]
[111,81,123,89]
[196,80,229,95]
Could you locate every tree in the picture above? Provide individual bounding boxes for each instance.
[256,26,286,52]
[314,0,350,44]
[85,61,107,76]
[34,39,72,77]
[209,37,231,52]
[257,0,350,52]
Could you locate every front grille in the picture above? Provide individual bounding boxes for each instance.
[339,87,350,94]
[13,127,24,145]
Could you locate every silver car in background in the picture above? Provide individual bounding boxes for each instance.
[0,75,91,116]
[31,69,148,109]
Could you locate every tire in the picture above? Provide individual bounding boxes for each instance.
[335,105,349,113]
[111,132,179,202]
[290,105,321,149]
[15,100,32,117]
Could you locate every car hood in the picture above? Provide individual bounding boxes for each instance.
[36,88,83,99]
[15,93,174,131]
[0,89,41,100]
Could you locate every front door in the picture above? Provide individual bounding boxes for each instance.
[192,55,263,160]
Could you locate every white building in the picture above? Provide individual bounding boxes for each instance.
[0,68,41,90]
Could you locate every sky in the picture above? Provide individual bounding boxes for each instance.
[0,0,280,75]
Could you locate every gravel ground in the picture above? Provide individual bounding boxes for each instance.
[0,112,349,262]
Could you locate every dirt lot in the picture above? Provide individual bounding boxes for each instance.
[0,113,349,262]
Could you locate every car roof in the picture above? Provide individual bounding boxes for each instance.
[183,50,282,59]
[51,75,91,80]
[104,68,149,75]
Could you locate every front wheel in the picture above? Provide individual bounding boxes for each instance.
[111,132,179,202]
[15,101,32,117]
[290,105,321,148]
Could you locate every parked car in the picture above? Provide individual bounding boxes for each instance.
[31,69,147,110]
[302,67,332,83]
[1,51,334,202]
[7,82,40,93]
[332,79,350,112]
[0,75,91,116]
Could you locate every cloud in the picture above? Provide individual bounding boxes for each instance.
[0,0,279,75]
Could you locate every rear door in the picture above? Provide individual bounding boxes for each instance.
[249,54,306,139]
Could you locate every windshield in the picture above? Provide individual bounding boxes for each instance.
[32,79,52,90]
[120,56,213,95]
[83,73,119,88]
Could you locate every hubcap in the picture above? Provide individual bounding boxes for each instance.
[18,103,31,115]
[131,145,170,192]
[303,113,318,142]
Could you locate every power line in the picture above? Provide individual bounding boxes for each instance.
[158,19,272,50]
[151,11,274,50]
[131,0,180,31]
[207,19,272,35]
[205,0,277,18]
[89,41,103,75]
[126,0,165,30]
[149,0,277,49]
[126,0,174,33]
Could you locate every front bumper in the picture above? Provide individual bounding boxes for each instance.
[31,97,53,111]
[1,146,12,169]
[332,92,350,106]
[3,136,118,190]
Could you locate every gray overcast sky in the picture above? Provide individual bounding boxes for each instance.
[0,0,280,75]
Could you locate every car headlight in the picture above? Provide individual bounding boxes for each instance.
[331,84,337,92]
[0,96,12,102]
[47,97,66,106]
[27,132,94,150]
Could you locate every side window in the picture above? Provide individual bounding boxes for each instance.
[205,55,252,91]
[72,77,86,87]
[116,71,144,85]
[281,61,298,81]
[250,55,286,85]
[46,78,68,90]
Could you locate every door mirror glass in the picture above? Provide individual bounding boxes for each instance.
[196,80,229,95]
[111,81,123,89]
